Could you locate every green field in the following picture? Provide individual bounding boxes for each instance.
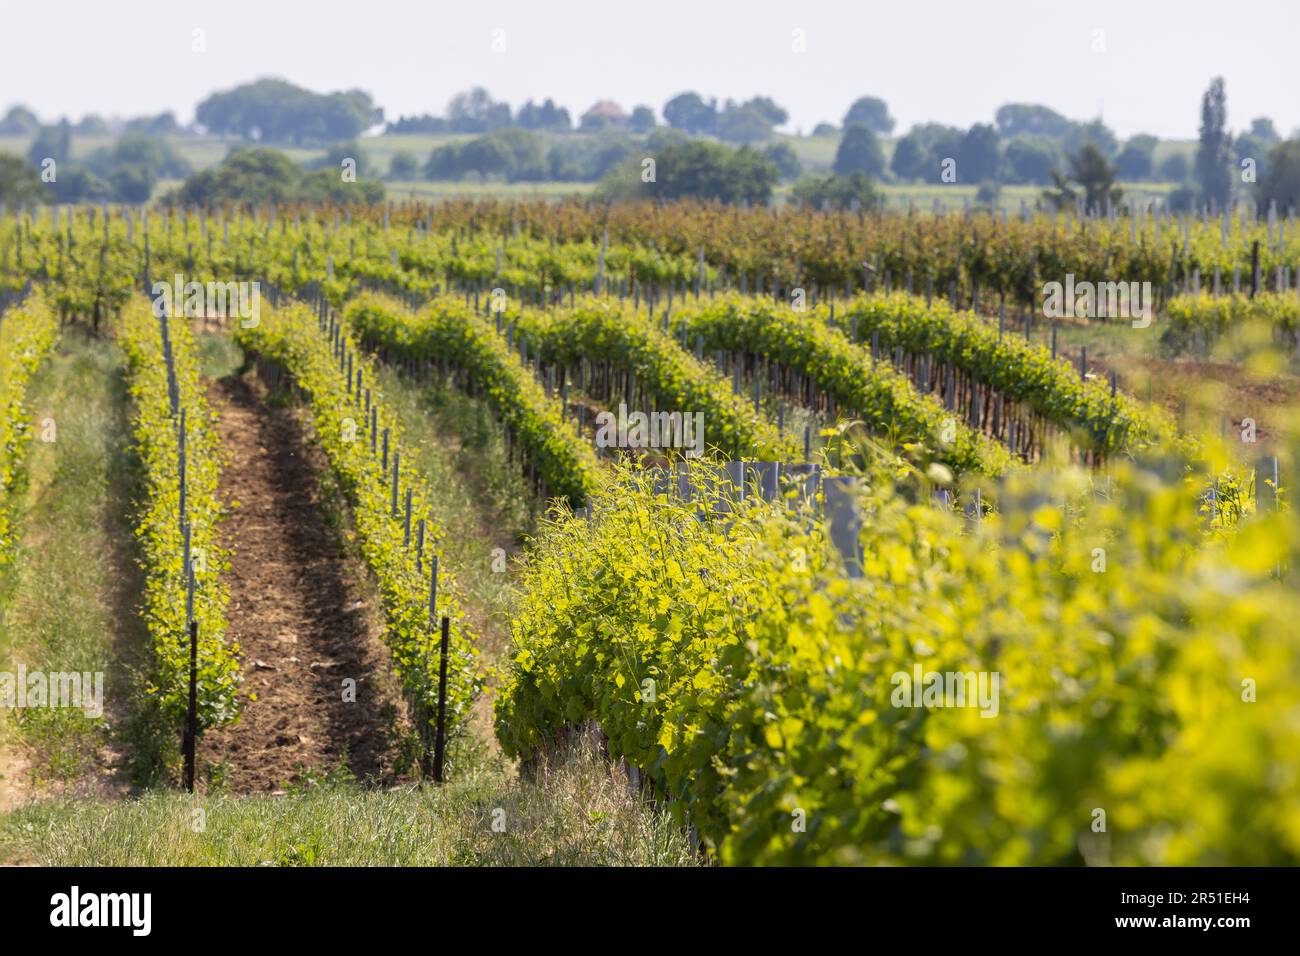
[0,127,1196,187]
[0,128,1200,211]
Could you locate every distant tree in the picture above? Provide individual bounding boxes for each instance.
[763,141,802,180]
[426,137,508,180]
[386,114,447,134]
[1195,77,1233,208]
[905,123,964,182]
[425,129,545,182]
[599,139,776,204]
[76,114,110,135]
[744,97,789,128]
[1158,152,1190,182]
[544,140,588,182]
[26,121,71,167]
[447,87,511,133]
[716,103,774,144]
[387,150,419,180]
[957,124,1001,182]
[296,168,385,204]
[811,122,838,136]
[643,128,690,152]
[791,171,879,210]
[171,146,383,206]
[662,92,717,135]
[1043,143,1122,211]
[544,140,587,182]
[1234,133,1271,184]
[0,153,47,204]
[1114,134,1158,180]
[1248,117,1280,144]
[22,122,148,202]
[1002,138,1058,185]
[85,131,192,196]
[425,141,483,180]
[1063,119,1118,158]
[515,98,571,132]
[1257,140,1300,214]
[628,105,656,133]
[889,133,928,181]
[546,133,634,181]
[47,166,112,204]
[842,96,895,135]
[0,105,40,135]
[175,147,302,205]
[489,128,548,180]
[125,112,179,135]
[196,79,381,144]
[108,165,154,203]
[662,141,776,203]
[994,103,1072,139]
[833,124,885,177]
[309,141,373,179]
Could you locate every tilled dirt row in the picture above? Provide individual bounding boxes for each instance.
[203,374,401,793]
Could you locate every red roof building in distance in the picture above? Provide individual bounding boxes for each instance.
[580,100,628,128]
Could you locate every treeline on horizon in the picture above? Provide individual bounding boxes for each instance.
[1,77,1299,214]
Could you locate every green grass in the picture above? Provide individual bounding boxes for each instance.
[195,330,246,381]
[869,181,1182,212]
[778,131,841,171]
[0,325,146,786]
[363,359,535,649]
[0,737,694,865]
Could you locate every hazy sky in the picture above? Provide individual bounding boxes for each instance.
[2,0,1296,139]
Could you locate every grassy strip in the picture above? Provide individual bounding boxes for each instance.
[234,300,484,747]
[119,296,239,733]
[344,291,600,506]
[0,740,691,865]
[0,288,60,568]
[364,357,532,648]
[0,329,144,784]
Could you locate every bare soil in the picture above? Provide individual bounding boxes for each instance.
[203,374,402,793]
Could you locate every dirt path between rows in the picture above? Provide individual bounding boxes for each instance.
[203,375,400,793]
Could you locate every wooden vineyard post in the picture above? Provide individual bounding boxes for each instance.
[420,556,440,777]
[184,615,198,793]
[1251,240,1260,299]
[433,615,450,784]
[823,476,864,578]
[1256,455,1279,514]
